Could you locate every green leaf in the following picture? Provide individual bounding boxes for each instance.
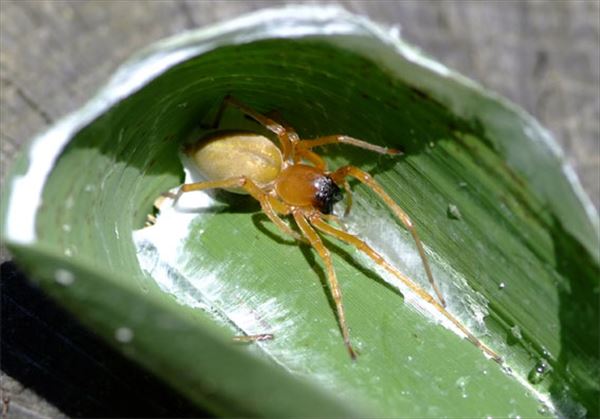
[2,6,598,417]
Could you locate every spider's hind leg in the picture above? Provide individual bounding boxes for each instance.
[178,177,303,242]
[214,95,298,160]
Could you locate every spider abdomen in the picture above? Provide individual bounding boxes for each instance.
[186,131,283,193]
[276,164,342,214]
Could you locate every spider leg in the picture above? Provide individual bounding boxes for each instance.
[293,210,357,360]
[217,95,298,160]
[330,165,447,308]
[297,135,401,155]
[296,148,327,170]
[262,195,305,242]
[309,214,501,362]
[310,213,436,301]
[210,94,229,128]
[179,177,303,241]
[341,178,353,217]
[232,333,274,343]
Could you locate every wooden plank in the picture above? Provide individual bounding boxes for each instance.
[1,1,598,416]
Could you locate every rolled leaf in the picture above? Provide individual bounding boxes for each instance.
[2,6,598,417]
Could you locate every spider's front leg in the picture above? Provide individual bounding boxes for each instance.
[297,135,402,156]
[309,213,502,362]
[296,135,399,215]
[330,165,447,308]
[293,210,357,360]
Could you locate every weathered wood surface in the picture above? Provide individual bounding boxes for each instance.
[1,1,598,417]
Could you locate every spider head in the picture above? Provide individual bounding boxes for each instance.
[314,176,343,215]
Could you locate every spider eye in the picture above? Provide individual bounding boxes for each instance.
[315,176,342,214]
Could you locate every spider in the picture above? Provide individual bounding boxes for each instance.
[175,95,500,361]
